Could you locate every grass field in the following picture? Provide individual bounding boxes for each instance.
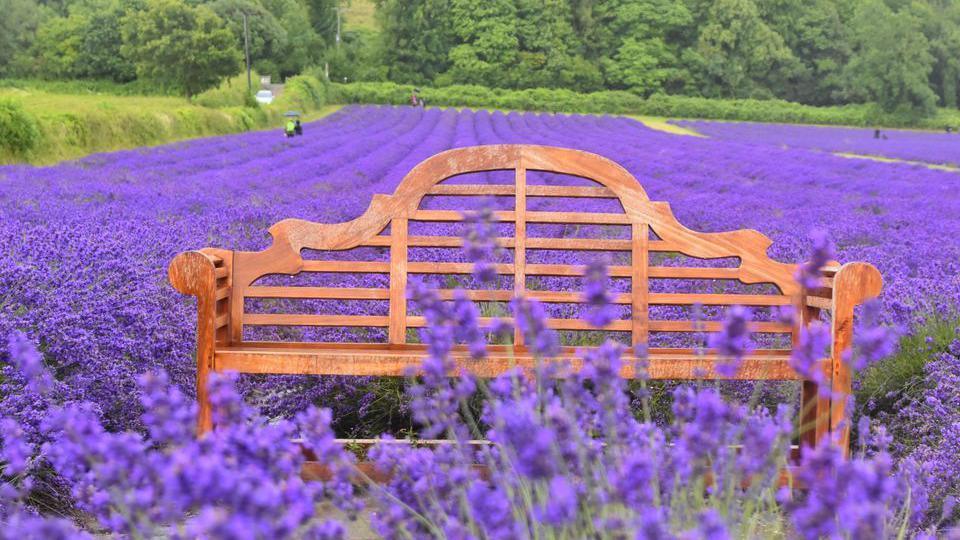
[344,0,378,32]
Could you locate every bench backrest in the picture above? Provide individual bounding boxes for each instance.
[210,145,804,355]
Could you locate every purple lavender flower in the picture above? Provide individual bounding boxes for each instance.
[582,257,616,328]
[795,229,835,290]
[694,509,730,540]
[790,321,830,390]
[487,396,556,479]
[5,331,54,396]
[462,206,500,284]
[849,299,898,370]
[708,306,754,377]
[511,297,559,358]
[137,370,195,446]
[537,475,578,526]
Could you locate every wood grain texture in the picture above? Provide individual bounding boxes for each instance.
[830,262,883,455]
[388,218,408,343]
[632,223,649,346]
[168,250,220,435]
[514,166,527,346]
[214,345,808,380]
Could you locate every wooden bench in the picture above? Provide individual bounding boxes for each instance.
[169,144,881,452]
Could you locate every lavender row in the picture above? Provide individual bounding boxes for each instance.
[674,119,960,166]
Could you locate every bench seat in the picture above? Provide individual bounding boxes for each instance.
[214,343,807,380]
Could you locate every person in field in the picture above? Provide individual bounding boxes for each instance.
[295,120,303,136]
[285,119,295,137]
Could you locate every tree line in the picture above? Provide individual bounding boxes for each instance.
[375,0,960,118]
[2,0,958,118]
[0,0,343,96]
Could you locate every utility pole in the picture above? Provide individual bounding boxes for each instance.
[333,5,343,49]
[242,12,252,93]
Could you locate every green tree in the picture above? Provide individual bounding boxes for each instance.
[577,0,692,94]
[689,0,796,98]
[375,0,453,85]
[207,0,287,77]
[510,0,587,89]
[259,0,321,77]
[759,0,850,105]
[910,1,960,108]
[0,0,42,77]
[121,0,241,96]
[32,0,135,81]
[843,0,937,116]
[303,0,338,47]
[440,0,518,87]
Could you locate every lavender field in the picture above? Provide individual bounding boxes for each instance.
[2,105,960,536]
[675,119,960,167]
[2,105,959,429]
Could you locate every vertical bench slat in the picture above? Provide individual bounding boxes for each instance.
[389,217,408,344]
[514,165,527,347]
[632,223,649,348]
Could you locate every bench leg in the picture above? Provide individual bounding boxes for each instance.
[797,305,830,452]
[829,263,883,456]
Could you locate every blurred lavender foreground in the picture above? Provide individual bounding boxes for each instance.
[0,237,954,537]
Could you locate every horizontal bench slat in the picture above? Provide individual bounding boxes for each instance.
[214,267,229,279]
[408,262,514,275]
[525,185,616,198]
[244,314,389,327]
[525,238,631,251]
[301,261,391,273]
[526,211,630,224]
[650,320,792,333]
[246,287,390,300]
[429,184,515,196]
[411,210,516,222]
[214,346,811,380]
[215,287,230,301]
[649,293,792,306]
[234,288,793,307]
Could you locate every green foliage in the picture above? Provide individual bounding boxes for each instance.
[0,75,333,165]
[0,98,41,156]
[690,0,797,99]
[32,0,135,82]
[303,0,338,47]
[857,312,960,419]
[0,78,177,96]
[192,72,258,107]
[273,74,327,111]
[843,0,938,117]
[207,0,288,74]
[376,0,455,85]
[0,0,42,77]
[329,80,960,129]
[259,0,321,78]
[121,0,242,97]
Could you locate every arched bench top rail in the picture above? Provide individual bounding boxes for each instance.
[253,144,798,295]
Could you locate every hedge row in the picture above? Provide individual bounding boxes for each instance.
[329,81,960,130]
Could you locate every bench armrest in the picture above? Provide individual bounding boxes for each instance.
[169,249,233,435]
[828,262,883,452]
